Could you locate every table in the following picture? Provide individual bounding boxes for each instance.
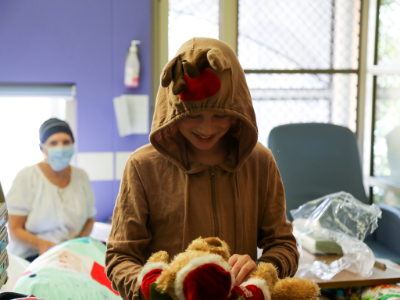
[294,250,400,289]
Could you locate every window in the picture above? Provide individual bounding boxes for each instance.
[155,0,362,146]
[0,84,75,195]
[168,0,219,60]
[154,1,400,206]
[366,0,400,207]
[238,0,361,145]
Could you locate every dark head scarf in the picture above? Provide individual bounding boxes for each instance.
[39,118,74,144]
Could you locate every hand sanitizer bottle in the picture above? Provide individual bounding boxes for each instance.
[124,40,141,88]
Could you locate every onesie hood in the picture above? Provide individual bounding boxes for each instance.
[150,37,258,173]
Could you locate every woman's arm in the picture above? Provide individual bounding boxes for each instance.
[8,215,56,255]
[76,217,95,238]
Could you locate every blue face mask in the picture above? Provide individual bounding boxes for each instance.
[46,145,75,171]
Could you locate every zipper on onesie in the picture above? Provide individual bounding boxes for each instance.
[210,167,219,237]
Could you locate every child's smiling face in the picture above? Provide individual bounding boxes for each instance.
[177,111,237,152]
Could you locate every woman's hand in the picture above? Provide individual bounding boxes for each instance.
[228,254,257,285]
[38,240,57,255]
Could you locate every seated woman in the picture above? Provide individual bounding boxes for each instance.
[6,118,96,262]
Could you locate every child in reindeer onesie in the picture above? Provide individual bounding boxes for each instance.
[106,37,299,300]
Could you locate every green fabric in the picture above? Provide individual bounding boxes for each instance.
[13,237,121,299]
[60,237,106,265]
[362,295,400,300]
[13,268,119,299]
[150,283,170,300]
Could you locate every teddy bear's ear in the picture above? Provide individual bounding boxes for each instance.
[203,237,223,247]
[207,48,231,72]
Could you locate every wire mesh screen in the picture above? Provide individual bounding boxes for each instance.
[238,0,361,146]
[249,73,358,145]
[238,0,360,70]
[168,0,219,60]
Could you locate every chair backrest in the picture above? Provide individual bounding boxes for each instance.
[268,123,368,220]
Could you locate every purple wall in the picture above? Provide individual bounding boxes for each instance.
[0,1,152,221]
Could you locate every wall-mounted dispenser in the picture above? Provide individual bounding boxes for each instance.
[124,40,141,88]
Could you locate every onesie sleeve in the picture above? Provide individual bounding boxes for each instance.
[257,154,299,278]
[5,168,32,216]
[106,157,150,300]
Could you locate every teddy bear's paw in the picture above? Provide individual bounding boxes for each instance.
[137,251,170,286]
[137,262,170,284]
[174,254,234,300]
[138,255,171,300]
[271,277,320,300]
[250,262,279,292]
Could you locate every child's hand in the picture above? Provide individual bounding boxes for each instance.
[228,254,256,285]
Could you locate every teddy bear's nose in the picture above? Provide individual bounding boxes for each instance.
[204,237,222,247]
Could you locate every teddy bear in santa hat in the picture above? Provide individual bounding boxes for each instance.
[138,237,319,300]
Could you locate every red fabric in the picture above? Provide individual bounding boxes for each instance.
[182,263,232,300]
[22,271,33,276]
[227,285,265,300]
[179,69,221,101]
[90,261,120,296]
[140,269,163,300]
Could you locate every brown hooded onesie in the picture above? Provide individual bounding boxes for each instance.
[106,37,299,300]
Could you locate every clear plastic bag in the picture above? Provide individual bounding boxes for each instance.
[291,192,382,280]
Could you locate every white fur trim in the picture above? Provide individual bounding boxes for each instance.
[174,254,234,300]
[241,278,271,300]
[137,262,170,285]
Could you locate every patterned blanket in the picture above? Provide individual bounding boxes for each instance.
[13,237,121,300]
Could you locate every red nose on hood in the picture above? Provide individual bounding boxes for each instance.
[180,69,221,101]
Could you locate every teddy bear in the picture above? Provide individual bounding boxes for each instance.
[138,237,319,300]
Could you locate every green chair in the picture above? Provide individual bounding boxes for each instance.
[268,123,400,264]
